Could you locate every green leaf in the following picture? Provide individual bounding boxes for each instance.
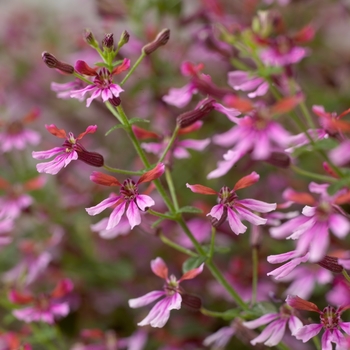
[327,177,350,195]
[105,124,126,136]
[182,256,207,273]
[178,206,203,214]
[129,118,150,125]
[112,59,125,67]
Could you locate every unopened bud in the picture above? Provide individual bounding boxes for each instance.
[317,255,344,273]
[84,29,99,48]
[142,28,170,55]
[109,96,121,107]
[42,52,74,74]
[118,30,130,48]
[76,144,104,167]
[102,33,114,50]
[177,98,215,128]
[181,293,202,310]
[265,152,291,168]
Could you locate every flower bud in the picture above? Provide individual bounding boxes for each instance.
[84,29,99,48]
[108,96,121,107]
[118,30,130,48]
[181,293,202,310]
[265,152,291,168]
[177,98,215,128]
[317,255,344,273]
[75,144,104,167]
[102,33,114,50]
[42,52,74,74]
[142,29,170,55]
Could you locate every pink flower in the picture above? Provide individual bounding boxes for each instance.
[51,78,86,100]
[269,182,350,262]
[70,59,129,107]
[9,279,73,324]
[0,331,32,350]
[228,71,269,98]
[243,304,303,347]
[0,108,40,153]
[187,172,276,235]
[128,257,203,328]
[90,217,130,239]
[286,295,350,349]
[203,325,236,348]
[86,164,164,230]
[32,124,102,175]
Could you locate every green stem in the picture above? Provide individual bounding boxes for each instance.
[208,227,216,262]
[291,165,337,183]
[299,100,317,130]
[120,52,146,85]
[251,247,258,306]
[103,164,144,175]
[147,209,175,220]
[72,72,94,85]
[342,269,350,284]
[165,168,179,211]
[158,126,179,164]
[200,307,232,318]
[312,334,321,350]
[159,233,198,257]
[105,102,124,124]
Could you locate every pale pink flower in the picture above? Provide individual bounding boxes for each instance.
[51,78,86,101]
[203,325,235,348]
[70,59,129,107]
[187,172,276,235]
[9,279,73,324]
[90,217,130,239]
[86,164,164,230]
[286,295,350,349]
[32,124,101,175]
[270,182,350,262]
[228,71,269,98]
[128,257,203,328]
[243,304,303,347]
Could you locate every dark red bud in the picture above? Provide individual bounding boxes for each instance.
[265,152,291,168]
[181,293,202,310]
[118,30,130,48]
[102,33,114,49]
[42,52,74,74]
[84,29,99,48]
[317,255,344,273]
[177,98,215,128]
[76,144,104,167]
[142,29,170,55]
[108,96,121,107]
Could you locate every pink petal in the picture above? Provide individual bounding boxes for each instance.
[86,89,101,107]
[288,316,303,335]
[162,84,196,108]
[207,204,224,220]
[177,138,210,151]
[135,194,155,211]
[180,263,204,281]
[151,257,168,279]
[128,290,165,308]
[207,150,244,179]
[294,324,322,342]
[126,201,141,229]
[85,195,121,216]
[227,208,247,235]
[238,199,276,213]
[329,213,350,238]
[32,147,66,160]
[235,206,267,225]
[213,102,241,123]
[107,201,126,229]
[243,313,279,329]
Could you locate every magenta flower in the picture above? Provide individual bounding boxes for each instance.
[86,164,164,230]
[269,182,350,262]
[70,58,130,107]
[187,171,276,235]
[128,257,203,328]
[243,304,303,347]
[228,71,269,98]
[9,279,73,324]
[32,124,102,175]
[0,108,40,153]
[286,295,350,349]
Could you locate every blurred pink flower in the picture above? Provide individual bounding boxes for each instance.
[0,331,32,350]
[86,164,164,230]
[9,279,73,324]
[228,71,269,98]
[32,124,100,175]
[286,295,350,349]
[243,304,303,347]
[187,171,276,235]
[270,182,350,262]
[70,59,130,107]
[203,325,236,348]
[128,257,203,328]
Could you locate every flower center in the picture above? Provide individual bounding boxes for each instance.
[320,306,340,330]
[316,200,332,221]
[120,179,138,200]
[165,275,179,296]
[219,186,238,207]
[95,68,112,88]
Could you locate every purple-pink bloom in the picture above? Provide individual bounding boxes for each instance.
[286,295,350,349]
[269,182,350,262]
[9,279,73,324]
[51,78,86,101]
[32,124,99,175]
[70,59,129,107]
[243,304,303,347]
[86,164,164,230]
[228,71,269,98]
[128,257,203,328]
[187,172,276,235]
[203,324,236,348]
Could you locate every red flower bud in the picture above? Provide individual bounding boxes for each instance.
[42,52,74,74]
[142,29,170,55]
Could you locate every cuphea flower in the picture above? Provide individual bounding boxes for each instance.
[187,172,276,235]
[9,279,73,324]
[269,182,350,262]
[86,164,164,230]
[243,304,303,347]
[286,295,350,349]
[0,108,40,153]
[128,257,203,328]
[32,124,103,175]
[70,58,129,107]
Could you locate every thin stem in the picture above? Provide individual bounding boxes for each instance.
[158,126,179,164]
[299,100,317,130]
[105,102,124,124]
[342,269,350,284]
[165,168,179,211]
[208,227,216,262]
[200,307,232,318]
[312,335,321,350]
[159,233,198,257]
[103,164,144,175]
[251,246,258,306]
[147,209,175,220]
[120,52,146,85]
[72,72,94,85]
[291,165,337,183]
